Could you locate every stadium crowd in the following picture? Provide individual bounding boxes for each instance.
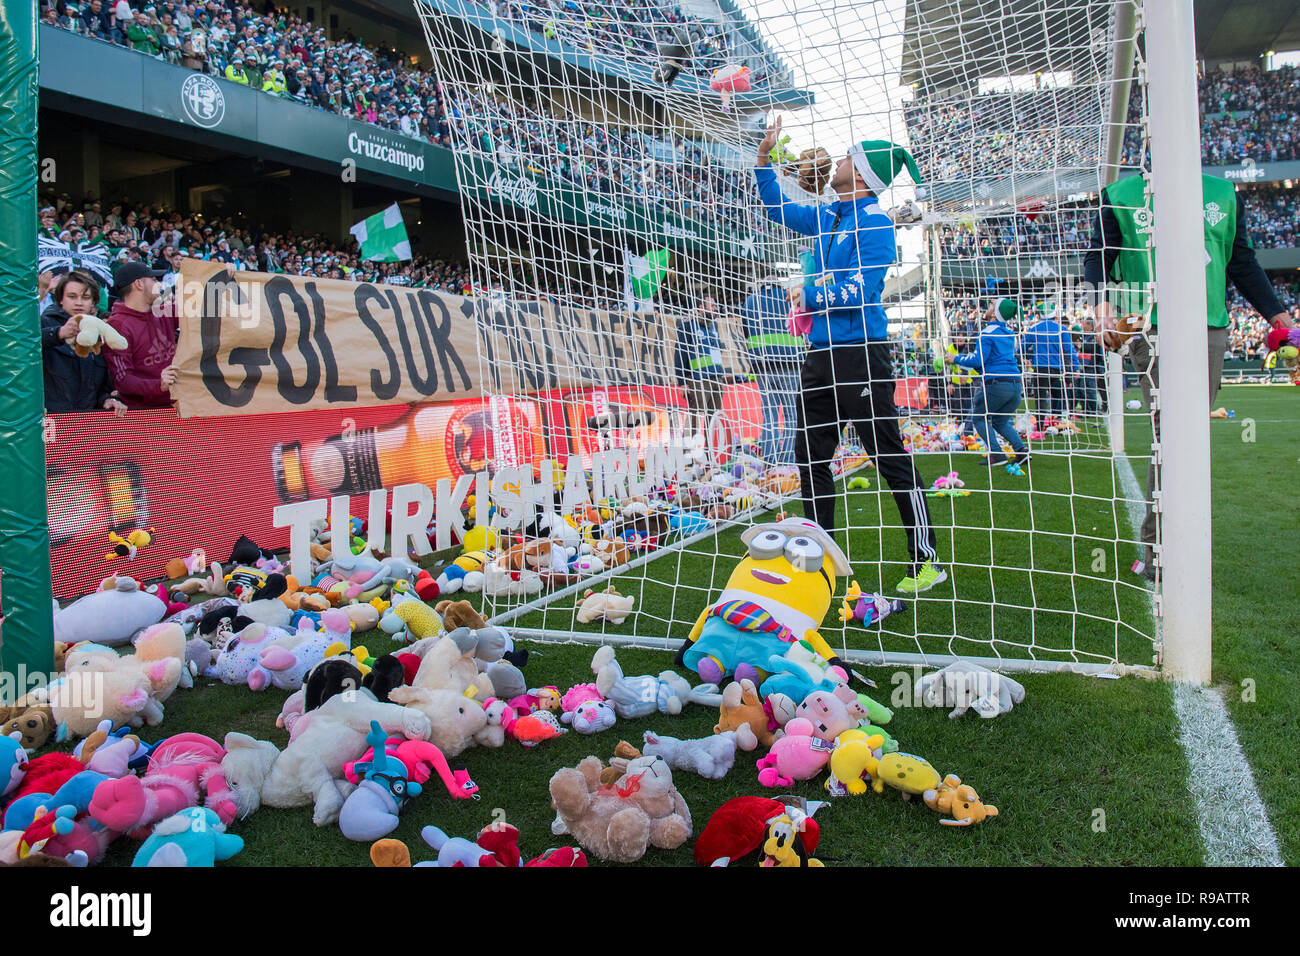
[1241,185,1300,248]
[1200,65,1300,165]
[909,63,1300,183]
[937,206,1097,258]
[44,0,767,239]
[38,192,483,292]
[936,184,1296,260]
[904,86,1103,181]
[492,0,770,82]
[45,0,1300,246]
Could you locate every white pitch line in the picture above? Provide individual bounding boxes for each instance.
[1114,451,1282,866]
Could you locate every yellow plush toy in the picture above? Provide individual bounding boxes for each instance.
[675,517,849,686]
[379,593,441,644]
[761,812,824,867]
[864,750,942,799]
[826,732,886,797]
[462,525,499,553]
[923,774,999,826]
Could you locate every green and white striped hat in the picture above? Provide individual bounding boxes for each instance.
[848,139,925,197]
[991,297,1019,321]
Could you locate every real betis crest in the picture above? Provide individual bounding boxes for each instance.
[1203,201,1226,226]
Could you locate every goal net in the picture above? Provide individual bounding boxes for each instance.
[412,0,1159,675]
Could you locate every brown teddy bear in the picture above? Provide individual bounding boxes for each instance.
[548,751,692,863]
[714,677,770,750]
[923,774,999,826]
[590,538,630,570]
[1,695,54,749]
[794,147,833,195]
[435,600,488,631]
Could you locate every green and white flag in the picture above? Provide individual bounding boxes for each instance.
[350,203,411,262]
[624,247,669,311]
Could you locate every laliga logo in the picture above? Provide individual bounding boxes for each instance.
[180,74,225,129]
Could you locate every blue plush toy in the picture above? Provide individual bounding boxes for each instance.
[337,721,422,842]
[1,732,27,802]
[670,511,712,537]
[132,806,244,867]
[758,641,845,703]
[3,769,112,833]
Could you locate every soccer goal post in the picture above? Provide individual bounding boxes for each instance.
[0,0,55,681]
[407,0,1206,681]
[1141,0,1212,683]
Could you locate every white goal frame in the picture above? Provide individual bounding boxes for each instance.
[415,0,1212,684]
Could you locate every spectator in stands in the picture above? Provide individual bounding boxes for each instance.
[125,7,160,56]
[225,54,250,84]
[673,295,734,438]
[1020,302,1079,418]
[81,0,115,42]
[104,261,179,409]
[41,270,126,414]
[741,276,801,465]
[181,28,207,71]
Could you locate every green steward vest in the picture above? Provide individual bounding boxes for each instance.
[1104,173,1237,329]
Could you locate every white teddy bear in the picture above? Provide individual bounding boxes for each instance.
[913,661,1026,719]
[641,730,738,780]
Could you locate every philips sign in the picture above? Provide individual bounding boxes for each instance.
[1224,158,1266,182]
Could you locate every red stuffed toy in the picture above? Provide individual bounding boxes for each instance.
[694,796,821,867]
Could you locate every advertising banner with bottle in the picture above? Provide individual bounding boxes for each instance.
[170,260,679,418]
[43,382,762,600]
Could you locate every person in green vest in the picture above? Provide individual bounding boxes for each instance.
[224,56,250,86]
[1083,170,1293,581]
[262,61,288,96]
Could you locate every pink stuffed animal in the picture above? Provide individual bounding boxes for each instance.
[475,698,518,748]
[756,718,835,787]
[88,732,238,837]
[343,738,479,800]
[794,686,870,744]
[932,471,964,490]
[560,682,602,713]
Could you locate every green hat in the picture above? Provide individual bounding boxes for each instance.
[991,298,1018,321]
[848,140,924,197]
[1036,300,1058,317]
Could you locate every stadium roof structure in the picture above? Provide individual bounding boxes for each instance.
[899,0,1111,93]
[1195,0,1300,62]
[900,0,1300,92]
[402,0,814,110]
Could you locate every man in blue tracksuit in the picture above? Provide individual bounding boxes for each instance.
[946,298,1029,466]
[753,118,944,595]
[742,277,803,465]
[1020,302,1080,417]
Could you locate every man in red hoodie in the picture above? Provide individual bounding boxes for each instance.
[104,261,179,409]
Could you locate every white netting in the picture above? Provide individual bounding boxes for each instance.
[413,0,1158,674]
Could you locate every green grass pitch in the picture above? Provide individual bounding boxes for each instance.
[75,385,1293,866]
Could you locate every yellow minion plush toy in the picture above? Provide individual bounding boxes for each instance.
[675,517,850,685]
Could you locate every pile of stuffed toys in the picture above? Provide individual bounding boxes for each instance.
[900,414,1085,458]
[5,510,1025,867]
